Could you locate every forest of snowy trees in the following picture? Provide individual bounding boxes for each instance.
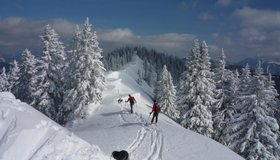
[0,18,105,125]
[178,40,280,159]
[1,18,280,159]
[103,46,185,86]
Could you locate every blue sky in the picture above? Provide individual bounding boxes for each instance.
[0,0,280,62]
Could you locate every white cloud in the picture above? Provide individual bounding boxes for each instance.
[272,51,280,56]
[98,28,135,43]
[199,13,214,21]
[98,29,196,57]
[234,7,280,29]
[216,0,231,7]
[141,33,195,48]
[0,17,197,60]
[50,19,76,39]
[239,28,267,43]
[226,7,280,61]
[234,7,280,44]
[0,17,76,49]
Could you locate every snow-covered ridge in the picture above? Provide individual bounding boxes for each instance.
[0,92,108,160]
[71,56,244,160]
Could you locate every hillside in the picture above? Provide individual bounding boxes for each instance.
[70,56,244,160]
[0,92,108,160]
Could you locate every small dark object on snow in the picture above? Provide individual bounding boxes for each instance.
[117,98,123,104]
[112,150,129,160]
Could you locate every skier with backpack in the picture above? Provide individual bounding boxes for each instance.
[126,94,136,113]
[150,99,160,124]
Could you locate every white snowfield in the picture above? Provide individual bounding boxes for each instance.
[0,56,244,160]
[0,92,108,160]
[71,56,244,160]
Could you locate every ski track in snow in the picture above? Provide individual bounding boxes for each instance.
[0,110,16,146]
[140,119,164,160]
[106,72,164,160]
[28,131,56,160]
[119,106,164,160]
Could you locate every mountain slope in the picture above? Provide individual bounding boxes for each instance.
[70,56,244,160]
[0,92,108,160]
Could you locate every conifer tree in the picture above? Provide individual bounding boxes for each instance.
[62,18,105,122]
[266,73,280,118]
[14,49,37,104]
[178,40,216,137]
[212,50,240,142]
[177,40,200,117]
[156,65,179,119]
[0,67,9,92]
[224,62,280,159]
[33,25,66,120]
[8,60,20,93]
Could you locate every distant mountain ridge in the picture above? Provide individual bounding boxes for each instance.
[236,56,280,75]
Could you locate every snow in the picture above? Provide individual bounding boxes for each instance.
[70,56,244,160]
[0,56,243,160]
[0,92,108,160]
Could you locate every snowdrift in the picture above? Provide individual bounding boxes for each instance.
[0,92,108,160]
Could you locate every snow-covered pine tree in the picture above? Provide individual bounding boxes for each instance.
[8,60,20,93]
[32,25,66,120]
[156,65,179,119]
[217,69,240,144]
[267,73,280,133]
[224,62,280,159]
[0,67,9,92]
[42,25,66,111]
[62,18,105,122]
[212,49,226,142]
[229,69,240,102]
[213,49,226,111]
[177,40,200,118]
[178,40,216,137]
[32,57,53,115]
[14,49,37,104]
[212,50,240,142]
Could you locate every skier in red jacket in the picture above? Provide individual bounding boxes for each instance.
[126,94,136,113]
[150,100,160,124]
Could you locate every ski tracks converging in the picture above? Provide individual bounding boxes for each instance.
[120,106,164,160]
[141,124,163,160]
